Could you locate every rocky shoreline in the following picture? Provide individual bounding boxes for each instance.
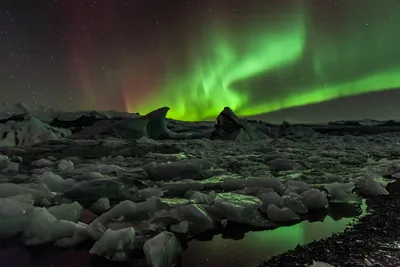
[261,180,400,267]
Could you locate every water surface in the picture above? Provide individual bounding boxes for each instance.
[0,201,367,267]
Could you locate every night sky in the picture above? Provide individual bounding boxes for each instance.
[1,0,400,122]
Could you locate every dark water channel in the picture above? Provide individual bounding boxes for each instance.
[0,201,367,267]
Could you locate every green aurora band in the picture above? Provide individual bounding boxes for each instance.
[136,1,400,121]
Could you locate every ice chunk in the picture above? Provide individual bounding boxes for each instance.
[55,222,89,247]
[235,187,275,196]
[325,182,359,203]
[81,171,105,181]
[325,173,345,183]
[0,155,9,162]
[283,193,308,214]
[207,193,272,228]
[144,159,211,181]
[266,204,300,223]
[137,136,160,145]
[170,220,189,234]
[89,197,110,213]
[162,180,204,196]
[21,207,76,245]
[309,261,334,267]
[213,193,262,217]
[88,197,163,240]
[58,159,74,172]
[0,194,34,215]
[0,183,54,202]
[301,189,329,210]
[0,194,35,237]
[89,227,135,261]
[47,202,83,222]
[185,190,216,205]
[175,204,214,235]
[285,180,311,194]
[222,176,286,194]
[63,179,126,201]
[0,116,71,147]
[268,158,302,172]
[31,158,53,168]
[71,163,125,175]
[356,174,389,196]
[259,191,283,212]
[138,188,164,199]
[37,171,75,192]
[1,161,19,173]
[143,231,181,267]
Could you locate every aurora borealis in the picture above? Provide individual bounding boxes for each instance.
[133,0,400,120]
[1,0,400,121]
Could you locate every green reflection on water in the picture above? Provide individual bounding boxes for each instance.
[183,200,367,267]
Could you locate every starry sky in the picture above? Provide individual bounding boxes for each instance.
[1,0,400,122]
